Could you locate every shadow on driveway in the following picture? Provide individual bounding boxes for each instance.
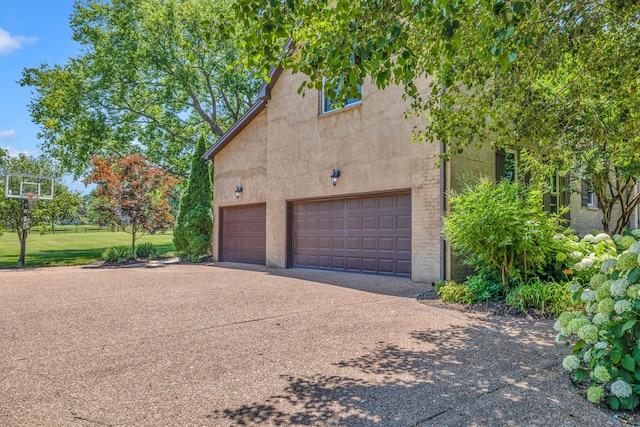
[210,262,431,298]
[208,314,612,427]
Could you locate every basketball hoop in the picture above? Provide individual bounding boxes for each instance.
[24,193,39,211]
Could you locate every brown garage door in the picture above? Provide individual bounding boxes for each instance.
[292,192,411,276]
[220,204,266,264]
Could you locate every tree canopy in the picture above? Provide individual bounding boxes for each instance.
[0,154,83,265]
[21,0,259,177]
[231,0,640,233]
[84,153,179,254]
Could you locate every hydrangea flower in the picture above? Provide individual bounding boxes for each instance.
[592,366,612,382]
[613,234,623,244]
[587,386,606,403]
[610,278,630,297]
[583,349,593,363]
[601,259,618,274]
[617,252,638,271]
[610,379,633,398]
[632,229,640,238]
[568,282,582,293]
[614,299,633,314]
[569,251,583,260]
[581,289,596,302]
[577,324,599,343]
[594,341,608,350]
[598,298,615,315]
[589,274,608,289]
[555,333,564,343]
[592,313,609,326]
[567,317,591,335]
[595,284,611,302]
[594,233,612,243]
[619,235,637,250]
[583,234,595,243]
[627,284,640,299]
[553,320,562,332]
[628,241,640,254]
[581,258,594,269]
[562,355,581,371]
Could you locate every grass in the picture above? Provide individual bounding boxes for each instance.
[0,230,175,269]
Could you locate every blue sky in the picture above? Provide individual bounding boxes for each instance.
[0,2,90,193]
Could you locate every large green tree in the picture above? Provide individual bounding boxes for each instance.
[21,0,259,176]
[231,0,640,233]
[173,135,213,261]
[0,154,82,266]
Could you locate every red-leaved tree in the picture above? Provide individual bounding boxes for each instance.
[85,153,180,255]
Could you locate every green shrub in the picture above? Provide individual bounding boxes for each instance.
[102,245,133,263]
[437,281,475,304]
[465,274,504,302]
[443,177,565,289]
[505,279,578,315]
[174,135,213,259]
[558,230,640,410]
[135,242,158,259]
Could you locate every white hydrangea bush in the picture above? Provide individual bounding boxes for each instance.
[552,232,617,279]
[557,230,640,410]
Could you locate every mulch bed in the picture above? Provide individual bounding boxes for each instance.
[415,286,553,318]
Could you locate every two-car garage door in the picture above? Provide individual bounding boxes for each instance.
[291,192,411,277]
[219,192,411,277]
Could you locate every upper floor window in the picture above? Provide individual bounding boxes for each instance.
[321,82,362,114]
[504,149,517,182]
[496,148,517,182]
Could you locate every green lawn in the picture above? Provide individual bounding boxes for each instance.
[0,230,175,268]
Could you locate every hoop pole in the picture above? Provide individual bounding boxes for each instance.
[19,199,29,267]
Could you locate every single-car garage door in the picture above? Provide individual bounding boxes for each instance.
[292,192,411,276]
[220,204,266,264]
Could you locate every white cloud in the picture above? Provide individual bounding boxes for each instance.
[0,129,17,140]
[0,28,37,55]
[2,146,38,157]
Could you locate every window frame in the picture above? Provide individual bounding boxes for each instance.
[320,80,362,115]
[587,190,597,208]
[503,149,518,182]
[549,174,559,214]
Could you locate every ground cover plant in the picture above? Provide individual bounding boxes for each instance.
[0,231,174,268]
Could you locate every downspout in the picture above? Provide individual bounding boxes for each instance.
[439,141,446,282]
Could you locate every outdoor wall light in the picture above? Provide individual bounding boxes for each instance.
[235,186,243,198]
[331,169,341,186]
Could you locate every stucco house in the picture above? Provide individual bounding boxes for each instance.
[204,65,624,283]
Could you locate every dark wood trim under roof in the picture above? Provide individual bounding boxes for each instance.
[203,40,294,160]
[202,99,267,160]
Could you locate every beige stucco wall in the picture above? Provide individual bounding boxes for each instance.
[211,111,268,261]
[213,70,442,283]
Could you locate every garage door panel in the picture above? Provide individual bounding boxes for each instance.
[397,237,411,252]
[362,237,377,251]
[292,192,411,277]
[221,204,266,264]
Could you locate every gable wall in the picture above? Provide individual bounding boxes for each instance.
[212,111,268,261]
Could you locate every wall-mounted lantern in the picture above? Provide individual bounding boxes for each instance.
[331,169,341,187]
[235,186,243,199]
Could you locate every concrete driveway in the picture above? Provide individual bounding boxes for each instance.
[0,263,618,426]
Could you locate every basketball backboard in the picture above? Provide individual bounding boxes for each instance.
[4,174,54,200]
